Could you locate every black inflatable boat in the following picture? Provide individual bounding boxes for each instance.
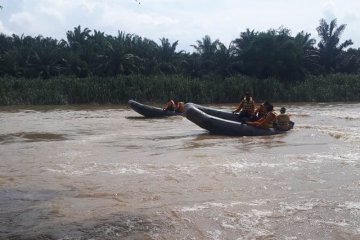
[128,100,182,118]
[184,103,293,136]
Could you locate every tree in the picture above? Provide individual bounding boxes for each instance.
[336,48,360,73]
[1,34,34,77]
[95,33,142,76]
[293,31,319,76]
[231,29,258,74]
[28,36,67,78]
[191,35,223,75]
[154,38,183,74]
[316,18,353,73]
[65,26,93,77]
[213,43,234,77]
[192,35,221,59]
[66,25,91,50]
[231,27,315,80]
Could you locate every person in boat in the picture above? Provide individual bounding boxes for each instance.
[253,101,270,120]
[246,103,276,129]
[232,91,256,121]
[275,107,291,131]
[175,101,185,113]
[163,99,176,111]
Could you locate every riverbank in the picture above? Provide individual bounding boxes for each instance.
[1,74,359,105]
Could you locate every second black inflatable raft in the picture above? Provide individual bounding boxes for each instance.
[184,103,293,136]
[128,100,182,118]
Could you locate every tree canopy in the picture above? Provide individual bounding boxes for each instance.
[0,18,359,81]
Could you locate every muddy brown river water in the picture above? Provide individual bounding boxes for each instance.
[0,103,360,239]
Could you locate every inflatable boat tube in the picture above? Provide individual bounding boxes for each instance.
[184,103,293,136]
[128,100,182,118]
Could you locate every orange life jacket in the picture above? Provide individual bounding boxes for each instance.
[243,97,255,113]
[246,111,276,129]
[276,113,290,130]
[262,111,276,129]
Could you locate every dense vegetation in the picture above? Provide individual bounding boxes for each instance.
[1,74,360,105]
[0,18,359,105]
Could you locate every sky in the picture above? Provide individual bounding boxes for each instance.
[0,0,359,52]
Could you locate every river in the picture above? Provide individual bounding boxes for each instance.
[0,103,360,240]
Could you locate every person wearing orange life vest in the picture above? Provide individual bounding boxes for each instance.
[253,101,270,120]
[163,99,176,111]
[175,101,185,113]
[246,103,276,129]
[275,107,291,131]
[232,91,256,121]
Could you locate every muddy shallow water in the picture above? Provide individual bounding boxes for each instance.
[0,103,360,239]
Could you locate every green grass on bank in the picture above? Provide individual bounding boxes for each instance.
[0,74,359,105]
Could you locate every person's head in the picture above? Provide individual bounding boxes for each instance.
[280,107,286,113]
[267,104,274,111]
[245,91,251,100]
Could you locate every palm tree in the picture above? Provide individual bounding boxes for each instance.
[235,31,278,78]
[231,29,258,56]
[0,33,12,55]
[294,31,319,76]
[96,35,141,76]
[114,32,158,74]
[336,48,360,73]
[1,34,34,77]
[65,26,93,77]
[191,35,221,59]
[213,42,234,77]
[66,25,91,51]
[316,18,353,73]
[158,38,179,62]
[231,29,258,74]
[154,38,183,74]
[191,35,222,75]
[28,36,67,78]
[89,30,106,53]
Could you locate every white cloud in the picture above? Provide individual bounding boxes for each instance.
[322,0,337,21]
[101,5,177,28]
[38,6,66,23]
[9,11,33,26]
[0,21,11,35]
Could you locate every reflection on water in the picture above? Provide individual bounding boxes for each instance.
[0,103,360,239]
